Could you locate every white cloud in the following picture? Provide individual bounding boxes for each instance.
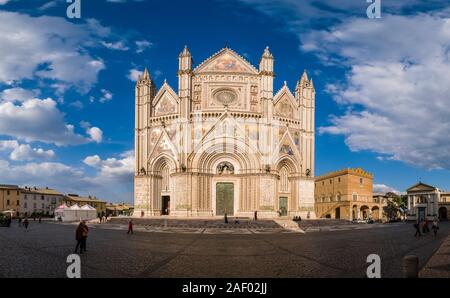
[69,100,84,109]
[136,40,153,53]
[0,88,40,102]
[0,11,108,93]
[0,97,101,146]
[0,140,55,161]
[39,1,58,10]
[0,140,18,151]
[83,150,134,182]
[373,184,400,195]
[239,1,450,170]
[102,41,129,51]
[86,127,103,143]
[0,149,135,202]
[0,149,134,202]
[83,155,101,167]
[154,69,162,78]
[308,14,450,169]
[99,89,113,103]
[236,0,448,27]
[0,159,96,193]
[127,68,142,82]
[0,0,10,5]
[10,144,55,161]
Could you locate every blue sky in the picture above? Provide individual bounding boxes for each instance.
[0,0,449,202]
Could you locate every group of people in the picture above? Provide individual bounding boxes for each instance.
[414,217,439,237]
[17,216,30,230]
[98,213,109,223]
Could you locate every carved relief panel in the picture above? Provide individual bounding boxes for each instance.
[193,84,202,111]
[154,94,177,116]
[275,96,296,119]
[250,85,259,112]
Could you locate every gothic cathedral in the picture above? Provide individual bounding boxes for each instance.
[134,46,316,218]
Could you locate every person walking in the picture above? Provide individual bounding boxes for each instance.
[38,216,42,224]
[74,222,84,254]
[23,217,29,231]
[127,219,134,235]
[81,220,89,252]
[414,220,421,238]
[224,213,228,224]
[18,216,22,227]
[254,210,258,221]
[423,218,430,234]
[432,217,439,236]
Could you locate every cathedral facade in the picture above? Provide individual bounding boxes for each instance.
[134,46,316,218]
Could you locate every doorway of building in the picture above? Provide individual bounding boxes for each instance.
[418,207,426,222]
[439,207,448,220]
[335,207,340,219]
[161,196,170,215]
[279,197,288,216]
[216,183,234,216]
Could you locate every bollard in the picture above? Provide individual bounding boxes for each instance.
[403,255,419,278]
[164,219,167,228]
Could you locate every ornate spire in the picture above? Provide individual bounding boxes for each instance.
[296,69,312,89]
[179,45,191,57]
[142,67,150,80]
[179,45,193,73]
[262,46,273,59]
[300,70,308,84]
[259,46,274,75]
[137,67,152,85]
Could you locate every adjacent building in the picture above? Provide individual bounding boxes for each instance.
[63,194,107,215]
[439,192,450,220]
[314,168,385,220]
[106,203,134,217]
[134,46,316,218]
[406,182,450,221]
[20,187,64,216]
[0,184,21,216]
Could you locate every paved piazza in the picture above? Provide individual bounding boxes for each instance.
[0,220,448,278]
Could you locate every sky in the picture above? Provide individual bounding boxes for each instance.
[0,0,449,202]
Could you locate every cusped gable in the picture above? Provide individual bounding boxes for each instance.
[152,83,179,117]
[193,48,258,75]
[274,86,298,119]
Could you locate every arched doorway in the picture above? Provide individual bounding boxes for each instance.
[150,154,176,216]
[276,157,298,217]
[371,206,380,220]
[161,164,171,215]
[352,205,358,220]
[439,207,448,220]
[360,205,370,220]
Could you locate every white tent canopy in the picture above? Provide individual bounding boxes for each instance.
[54,203,97,222]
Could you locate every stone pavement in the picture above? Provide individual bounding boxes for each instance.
[420,234,450,278]
[1,221,449,277]
[98,217,393,234]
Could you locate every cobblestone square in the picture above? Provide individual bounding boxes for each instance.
[0,220,449,278]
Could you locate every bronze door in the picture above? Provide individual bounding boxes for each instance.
[216,183,234,216]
